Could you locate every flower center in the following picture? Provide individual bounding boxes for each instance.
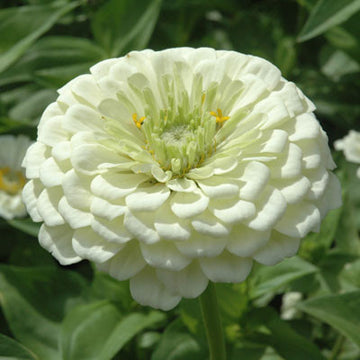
[0,167,26,195]
[136,95,229,176]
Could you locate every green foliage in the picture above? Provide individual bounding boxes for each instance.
[0,0,360,359]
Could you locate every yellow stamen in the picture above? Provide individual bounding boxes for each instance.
[201,93,206,105]
[210,108,230,124]
[0,167,26,195]
[132,113,146,129]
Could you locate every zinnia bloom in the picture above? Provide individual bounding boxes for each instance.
[22,48,341,310]
[334,130,360,178]
[0,135,32,220]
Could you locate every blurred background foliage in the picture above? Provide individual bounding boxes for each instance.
[0,0,360,359]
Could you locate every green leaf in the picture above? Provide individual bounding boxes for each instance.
[0,2,80,73]
[60,300,165,360]
[7,218,40,238]
[152,319,205,360]
[230,342,266,360]
[0,333,38,360]
[298,291,360,346]
[298,0,360,42]
[0,265,87,359]
[250,256,318,299]
[91,0,162,57]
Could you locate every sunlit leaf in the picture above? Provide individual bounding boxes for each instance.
[0,266,87,359]
[60,300,165,360]
[91,0,162,57]
[298,291,360,346]
[0,2,80,73]
[298,0,360,42]
[0,333,38,360]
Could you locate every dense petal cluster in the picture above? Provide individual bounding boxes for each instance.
[22,48,341,310]
[334,130,360,178]
[0,135,32,220]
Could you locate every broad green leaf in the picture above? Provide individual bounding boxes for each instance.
[230,342,266,360]
[250,256,318,299]
[0,2,80,73]
[246,307,325,360]
[0,36,104,87]
[298,291,360,346]
[60,300,165,360]
[91,0,162,57]
[152,319,205,360]
[0,265,87,359]
[0,333,38,360]
[298,0,360,42]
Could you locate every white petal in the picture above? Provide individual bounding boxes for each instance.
[126,183,170,211]
[91,172,148,201]
[140,241,191,271]
[305,167,329,200]
[197,176,239,198]
[72,227,123,263]
[157,262,208,298]
[166,177,198,192]
[261,129,289,153]
[200,252,253,283]
[52,141,71,162]
[154,203,191,241]
[211,156,238,175]
[58,197,92,229]
[71,75,103,107]
[62,103,104,133]
[97,241,146,281]
[71,143,125,175]
[90,196,126,221]
[39,157,66,187]
[275,202,320,237]
[276,176,311,204]
[38,115,69,146]
[124,210,160,244]
[288,113,320,141]
[239,161,270,201]
[170,189,209,219]
[227,224,271,257]
[253,232,300,265]
[130,267,181,310]
[316,173,342,218]
[62,169,92,210]
[22,180,43,222]
[176,232,227,258]
[271,143,303,179]
[37,187,65,226]
[39,224,81,265]
[91,216,132,243]
[191,210,230,237]
[246,186,287,232]
[23,142,49,179]
[209,198,256,224]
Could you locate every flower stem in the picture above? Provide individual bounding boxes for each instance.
[199,282,226,360]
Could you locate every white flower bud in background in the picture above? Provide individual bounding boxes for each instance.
[0,135,32,220]
[334,130,360,178]
[22,48,342,310]
[281,292,303,320]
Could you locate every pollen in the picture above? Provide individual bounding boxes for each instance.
[0,167,26,195]
[210,108,230,124]
[132,113,146,128]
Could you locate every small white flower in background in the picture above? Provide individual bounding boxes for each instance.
[334,130,360,178]
[22,48,342,310]
[281,292,303,320]
[0,135,32,220]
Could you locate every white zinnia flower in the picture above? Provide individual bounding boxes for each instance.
[22,48,342,310]
[334,130,360,178]
[0,135,32,220]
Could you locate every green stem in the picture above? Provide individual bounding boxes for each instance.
[199,282,226,360]
[330,334,345,360]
